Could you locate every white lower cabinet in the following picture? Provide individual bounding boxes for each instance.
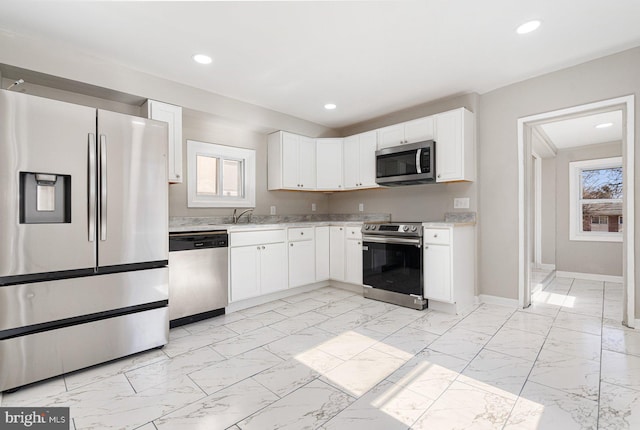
[229,230,287,302]
[422,225,475,311]
[229,245,261,302]
[229,223,364,304]
[423,244,452,302]
[345,228,363,285]
[315,226,330,281]
[329,226,346,281]
[288,227,315,288]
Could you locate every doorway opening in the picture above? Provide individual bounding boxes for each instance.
[517,96,635,327]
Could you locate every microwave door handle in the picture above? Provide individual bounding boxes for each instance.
[416,148,422,174]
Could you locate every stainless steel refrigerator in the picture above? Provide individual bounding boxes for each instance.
[0,90,169,392]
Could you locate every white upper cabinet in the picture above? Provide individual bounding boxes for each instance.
[142,99,183,183]
[316,138,344,190]
[267,107,474,191]
[434,108,475,182]
[377,116,434,149]
[268,131,317,190]
[404,117,435,144]
[343,131,378,190]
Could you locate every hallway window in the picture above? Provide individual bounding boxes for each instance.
[569,157,622,241]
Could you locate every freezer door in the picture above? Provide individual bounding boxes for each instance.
[0,91,97,281]
[97,110,168,268]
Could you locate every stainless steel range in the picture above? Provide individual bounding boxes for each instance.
[361,222,426,310]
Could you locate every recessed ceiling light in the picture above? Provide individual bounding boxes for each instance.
[192,54,213,65]
[595,122,613,129]
[324,103,337,110]
[516,20,541,35]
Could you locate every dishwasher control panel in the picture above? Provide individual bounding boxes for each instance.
[169,231,228,251]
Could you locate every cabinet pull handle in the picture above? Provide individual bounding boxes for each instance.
[262,246,266,250]
[434,234,438,238]
[257,246,261,250]
[290,243,294,247]
[301,232,304,235]
[425,245,429,249]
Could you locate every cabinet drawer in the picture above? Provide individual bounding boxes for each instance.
[230,230,285,247]
[287,227,314,241]
[345,226,362,239]
[423,228,450,245]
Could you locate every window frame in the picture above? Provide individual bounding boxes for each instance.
[187,139,256,208]
[569,156,622,242]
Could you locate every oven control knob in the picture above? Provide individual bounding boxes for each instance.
[403,225,409,232]
[371,225,377,230]
[410,225,418,232]
[364,225,370,230]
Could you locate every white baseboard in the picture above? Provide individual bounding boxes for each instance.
[556,271,623,283]
[477,294,520,308]
[227,281,330,313]
[537,263,556,271]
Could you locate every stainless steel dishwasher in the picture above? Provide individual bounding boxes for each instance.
[169,231,228,328]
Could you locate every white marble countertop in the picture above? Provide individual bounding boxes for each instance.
[169,220,365,233]
[422,221,476,228]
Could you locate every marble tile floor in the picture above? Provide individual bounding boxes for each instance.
[1,278,637,429]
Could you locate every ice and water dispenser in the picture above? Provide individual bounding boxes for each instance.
[19,172,71,223]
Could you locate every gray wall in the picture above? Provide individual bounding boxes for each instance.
[478,46,639,303]
[554,142,623,276]
[541,157,556,265]
[170,109,330,217]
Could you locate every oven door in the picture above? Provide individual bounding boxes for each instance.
[362,236,423,296]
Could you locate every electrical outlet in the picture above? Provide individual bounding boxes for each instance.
[270,205,276,215]
[312,203,316,212]
[359,203,364,212]
[454,198,470,209]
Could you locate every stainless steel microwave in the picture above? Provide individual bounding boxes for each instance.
[375,140,435,186]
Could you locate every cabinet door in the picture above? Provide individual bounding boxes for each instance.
[288,240,315,288]
[260,242,288,294]
[146,100,183,183]
[230,246,260,302]
[377,124,405,149]
[358,131,378,188]
[345,238,363,284]
[298,136,317,189]
[282,132,300,188]
[316,138,343,190]
[435,110,463,182]
[404,116,434,144]
[329,226,345,281]
[424,244,452,302]
[343,136,360,189]
[315,226,330,281]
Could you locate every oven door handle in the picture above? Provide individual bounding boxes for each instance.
[362,236,422,246]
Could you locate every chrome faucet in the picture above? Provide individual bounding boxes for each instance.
[232,208,254,224]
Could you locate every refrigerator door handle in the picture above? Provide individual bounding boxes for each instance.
[100,135,107,241]
[88,133,97,242]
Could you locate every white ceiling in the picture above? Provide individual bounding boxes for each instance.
[538,111,623,150]
[1,1,640,129]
